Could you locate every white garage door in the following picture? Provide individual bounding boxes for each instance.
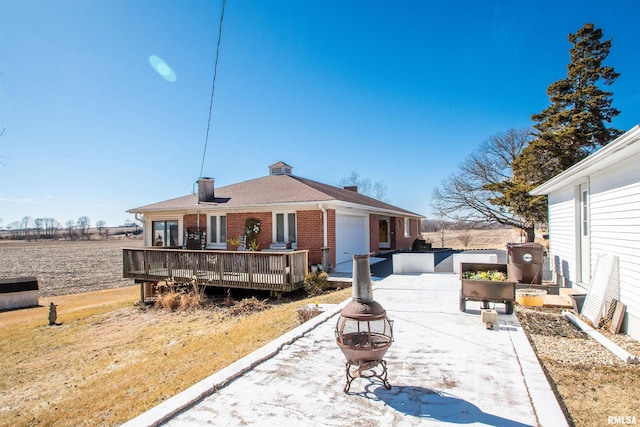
[335,214,368,265]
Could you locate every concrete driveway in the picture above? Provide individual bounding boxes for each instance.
[124,273,567,427]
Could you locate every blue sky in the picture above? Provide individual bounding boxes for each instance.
[1,0,639,229]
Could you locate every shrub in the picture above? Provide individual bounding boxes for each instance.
[155,290,179,310]
[155,279,207,311]
[457,232,472,247]
[303,272,329,296]
[297,304,322,324]
[227,296,270,317]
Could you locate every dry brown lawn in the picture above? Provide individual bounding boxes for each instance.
[0,284,352,427]
[516,306,640,427]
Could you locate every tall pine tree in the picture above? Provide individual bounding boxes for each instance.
[516,23,623,184]
[495,23,624,235]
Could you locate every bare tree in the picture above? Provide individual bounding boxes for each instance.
[77,216,91,238]
[43,217,60,239]
[34,218,44,240]
[431,129,537,241]
[21,216,33,240]
[66,219,77,240]
[338,171,389,201]
[96,220,106,236]
[457,231,473,248]
[8,221,21,239]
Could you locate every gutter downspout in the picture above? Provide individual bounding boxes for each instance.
[318,204,330,272]
[318,204,327,247]
[134,213,146,245]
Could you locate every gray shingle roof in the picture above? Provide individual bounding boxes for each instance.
[129,174,423,217]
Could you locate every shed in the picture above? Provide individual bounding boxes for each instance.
[0,277,40,310]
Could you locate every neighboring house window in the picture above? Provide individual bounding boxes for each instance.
[404,218,411,238]
[152,220,179,247]
[209,215,227,244]
[274,213,296,243]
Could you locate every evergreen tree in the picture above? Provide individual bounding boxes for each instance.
[517,23,623,184]
[496,23,623,231]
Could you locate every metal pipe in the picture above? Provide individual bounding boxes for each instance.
[352,254,373,303]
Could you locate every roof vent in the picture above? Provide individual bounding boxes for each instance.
[197,177,215,203]
[269,161,293,176]
[343,185,358,193]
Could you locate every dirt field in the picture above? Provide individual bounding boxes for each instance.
[1,234,638,426]
[0,238,142,296]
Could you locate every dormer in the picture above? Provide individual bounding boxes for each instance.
[269,161,293,176]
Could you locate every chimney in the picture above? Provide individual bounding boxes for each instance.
[197,177,215,203]
[343,185,358,193]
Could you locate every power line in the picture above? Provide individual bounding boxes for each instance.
[200,0,226,178]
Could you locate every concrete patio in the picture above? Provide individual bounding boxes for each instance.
[123,272,568,427]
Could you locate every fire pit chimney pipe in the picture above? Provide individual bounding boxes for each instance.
[352,254,373,303]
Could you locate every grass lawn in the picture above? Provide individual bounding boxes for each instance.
[0,286,352,427]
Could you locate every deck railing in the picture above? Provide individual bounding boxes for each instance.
[123,248,309,293]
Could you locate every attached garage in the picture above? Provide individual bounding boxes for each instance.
[335,214,369,265]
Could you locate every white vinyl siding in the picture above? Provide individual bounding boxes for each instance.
[527,128,640,339]
[545,147,640,341]
[547,186,578,288]
[588,156,640,322]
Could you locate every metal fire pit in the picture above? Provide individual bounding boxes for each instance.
[335,254,393,392]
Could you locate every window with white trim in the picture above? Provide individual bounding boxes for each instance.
[404,218,411,238]
[274,212,296,244]
[152,220,179,247]
[209,215,227,246]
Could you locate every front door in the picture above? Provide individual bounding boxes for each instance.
[379,218,390,249]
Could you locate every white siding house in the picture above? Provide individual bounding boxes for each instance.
[531,125,640,341]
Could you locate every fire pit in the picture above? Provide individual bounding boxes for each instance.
[335,254,393,392]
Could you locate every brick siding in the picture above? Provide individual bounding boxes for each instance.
[183,214,207,233]
[369,214,380,253]
[180,209,417,268]
[226,212,273,250]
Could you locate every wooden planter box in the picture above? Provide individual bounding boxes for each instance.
[459,263,515,314]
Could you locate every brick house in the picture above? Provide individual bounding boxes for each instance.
[128,162,424,269]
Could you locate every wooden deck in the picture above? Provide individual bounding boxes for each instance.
[123,248,309,294]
